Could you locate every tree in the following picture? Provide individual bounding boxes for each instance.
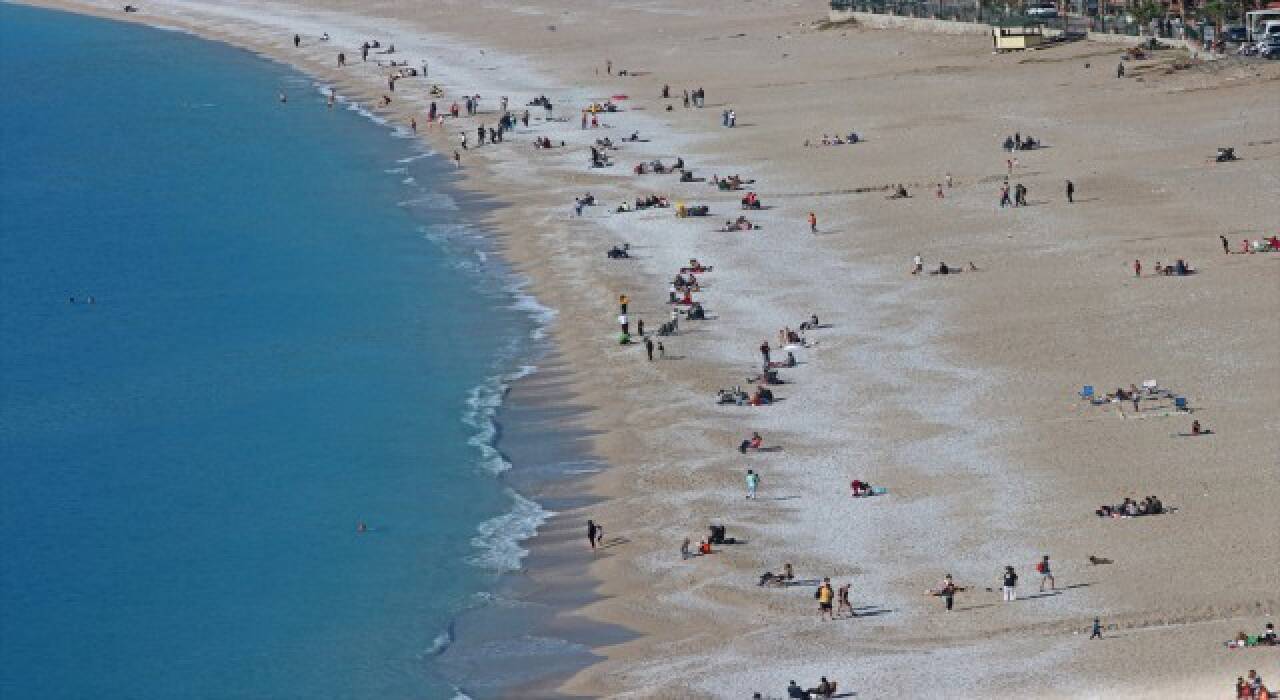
[1200,0,1227,29]
[1132,0,1163,24]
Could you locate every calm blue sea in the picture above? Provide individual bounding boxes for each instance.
[0,5,554,698]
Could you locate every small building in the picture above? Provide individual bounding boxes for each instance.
[992,22,1047,51]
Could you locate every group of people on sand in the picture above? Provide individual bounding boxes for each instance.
[1096,495,1164,518]
[1228,622,1278,649]
[616,194,669,212]
[1002,131,1040,151]
[911,254,977,276]
[805,132,860,147]
[924,556,1057,611]
[1235,669,1272,699]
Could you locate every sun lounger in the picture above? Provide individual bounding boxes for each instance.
[1174,397,1188,411]
[1079,385,1094,399]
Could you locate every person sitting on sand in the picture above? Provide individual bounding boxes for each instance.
[787,680,808,699]
[851,479,871,497]
[810,677,836,699]
[738,432,764,453]
[1263,622,1277,645]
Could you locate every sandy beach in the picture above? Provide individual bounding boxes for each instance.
[27,0,1280,696]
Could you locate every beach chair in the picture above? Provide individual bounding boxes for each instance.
[1079,385,1094,400]
[1174,397,1189,412]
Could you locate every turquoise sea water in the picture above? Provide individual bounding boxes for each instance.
[0,5,552,698]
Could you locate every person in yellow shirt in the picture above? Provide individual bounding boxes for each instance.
[816,578,834,621]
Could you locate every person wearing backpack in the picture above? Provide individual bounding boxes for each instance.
[1036,555,1055,592]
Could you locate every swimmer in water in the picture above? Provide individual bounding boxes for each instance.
[278,90,287,103]
[357,521,368,533]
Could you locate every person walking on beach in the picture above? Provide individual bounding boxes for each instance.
[759,341,771,366]
[681,538,692,560]
[410,117,417,134]
[594,523,604,548]
[1090,617,1103,639]
[836,583,853,618]
[1134,259,1142,277]
[913,253,923,275]
[808,211,818,234]
[1220,234,1230,254]
[337,52,345,67]
[1066,179,1075,203]
[606,59,612,75]
[816,578,835,621]
[453,151,461,168]
[361,42,369,62]
[293,33,301,48]
[1116,62,1125,78]
[619,294,629,315]
[460,132,468,150]
[1037,555,1056,591]
[938,574,959,611]
[999,184,1011,208]
[683,89,690,108]
[637,319,645,336]
[1001,565,1018,602]
[644,337,654,361]
[587,520,599,551]
[945,172,953,188]
[745,469,760,499]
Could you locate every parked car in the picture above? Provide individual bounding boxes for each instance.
[1221,25,1248,43]
[1027,3,1060,18]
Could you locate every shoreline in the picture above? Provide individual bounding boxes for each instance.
[23,1,1280,698]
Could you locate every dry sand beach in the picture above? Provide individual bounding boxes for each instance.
[26,0,1280,697]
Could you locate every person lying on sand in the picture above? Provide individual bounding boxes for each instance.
[738,432,764,453]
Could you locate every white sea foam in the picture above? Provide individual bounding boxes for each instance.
[461,363,538,475]
[423,629,452,657]
[506,277,557,340]
[401,193,459,211]
[467,489,554,571]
